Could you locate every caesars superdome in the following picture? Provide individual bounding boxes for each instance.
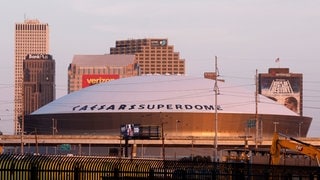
[26,75,311,137]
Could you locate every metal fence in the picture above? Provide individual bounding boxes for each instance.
[0,154,319,180]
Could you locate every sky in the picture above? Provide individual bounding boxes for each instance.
[0,0,319,136]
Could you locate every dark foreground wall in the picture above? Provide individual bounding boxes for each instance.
[0,154,319,180]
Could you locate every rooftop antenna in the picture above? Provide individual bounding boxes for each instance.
[275,57,280,68]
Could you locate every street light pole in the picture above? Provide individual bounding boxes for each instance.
[161,121,165,160]
[160,112,167,160]
[298,122,303,137]
[175,120,180,135]
[273,122,279,132]
[52,118,57,135]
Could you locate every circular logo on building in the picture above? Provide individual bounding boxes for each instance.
[160,40,167,46]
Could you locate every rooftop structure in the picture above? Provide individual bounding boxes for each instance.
[68,54,138,93]
[110,38,185,75]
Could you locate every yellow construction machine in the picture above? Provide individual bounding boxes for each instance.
[270,132,320,166]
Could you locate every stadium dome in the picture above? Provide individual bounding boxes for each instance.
[27,75,311,137]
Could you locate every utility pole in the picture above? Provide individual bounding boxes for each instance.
[214,56,219,162]
[255,69,259,148]
[213,56,224,162]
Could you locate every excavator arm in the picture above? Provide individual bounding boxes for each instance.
[270,132,320,166]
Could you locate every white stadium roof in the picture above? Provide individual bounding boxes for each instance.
[32,75,298,116]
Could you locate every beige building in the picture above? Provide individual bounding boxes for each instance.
[110,38,185,75]
[68,54,138,93]
[23,54,55,115]
[14,19,49,134]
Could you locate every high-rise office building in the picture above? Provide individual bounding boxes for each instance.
[68,54,138,93]
[14,19,49,134]
[23,54,55,115]
[110,38,185,75]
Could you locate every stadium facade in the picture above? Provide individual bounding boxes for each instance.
[26,75,312,138]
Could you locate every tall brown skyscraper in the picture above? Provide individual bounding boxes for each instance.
[23,54,55,115]
[110,38,185,75]
[14,19,49,134]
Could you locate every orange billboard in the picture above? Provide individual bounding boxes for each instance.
[82,74,119,88]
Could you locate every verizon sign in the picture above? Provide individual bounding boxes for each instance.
[82,74,119,88]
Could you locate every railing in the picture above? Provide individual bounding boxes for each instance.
[0,154,319,179]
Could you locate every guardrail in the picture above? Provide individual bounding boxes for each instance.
[0,154,319,180]
[2,134,320,147]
